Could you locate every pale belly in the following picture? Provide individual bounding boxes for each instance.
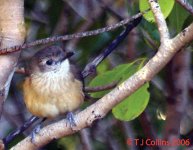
[23,75,84,118]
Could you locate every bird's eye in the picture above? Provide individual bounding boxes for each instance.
[46,59,53,65]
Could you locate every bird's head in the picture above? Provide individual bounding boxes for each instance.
[29,46,74,75]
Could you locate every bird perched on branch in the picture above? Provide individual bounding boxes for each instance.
[23,46,84,122]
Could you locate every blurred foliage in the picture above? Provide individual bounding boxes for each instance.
[168,2,190,35]
[44,135,79,150]
[3,0,193,150]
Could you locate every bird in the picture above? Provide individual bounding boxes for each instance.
[23,46,84,122]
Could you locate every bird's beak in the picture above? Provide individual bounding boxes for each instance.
[61,51,74,62]
[66,51,74,58]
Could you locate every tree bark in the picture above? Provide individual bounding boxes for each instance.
[0,0,25,114]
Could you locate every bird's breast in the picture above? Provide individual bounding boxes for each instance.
[23,71,84,118]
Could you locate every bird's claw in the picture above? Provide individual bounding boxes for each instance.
[30,124,41,143]
[66,112,76,128]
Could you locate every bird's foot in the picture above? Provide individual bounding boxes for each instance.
[66,112,76,128]
[30,124,41,143]
[30,118,46,143]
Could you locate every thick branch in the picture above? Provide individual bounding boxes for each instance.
[0,0,25,115]
[11,22,193,150]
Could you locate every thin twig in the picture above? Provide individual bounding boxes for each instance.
[0,11,148,55]
[3,116,39,145]
[85,81,118,93]
[176,0,193,15]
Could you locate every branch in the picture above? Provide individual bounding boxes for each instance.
[0,0,25,115]
[3,116,39,145]
[176,0,193,15]
[148,0,169,42]
[11,16,193,150]
[84,81,118,93]
[82,16,142,78]
[0,11,146,55]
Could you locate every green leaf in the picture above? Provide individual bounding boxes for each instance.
[89,58,150,121]
[112,83,149,121]
[96,59,110,75]
[182,15,193,30]
[140,21,160,48]
[89,61,138,98]
[168,2,190,33]
[139,0,175,22]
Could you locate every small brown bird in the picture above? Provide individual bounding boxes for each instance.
[23,46,84,119]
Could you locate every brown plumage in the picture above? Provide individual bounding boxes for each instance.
[23,46,84,118]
